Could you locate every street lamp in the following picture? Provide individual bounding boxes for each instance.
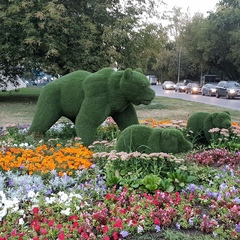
[177,46,182,83]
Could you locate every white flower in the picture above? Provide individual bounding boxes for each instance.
[58,191,69,203]
[0,208,7,221]
[27,190,36,199]
[45,196,57,204]
[61,207,71,216]
[137,225,143,233]
[19,218,24,225]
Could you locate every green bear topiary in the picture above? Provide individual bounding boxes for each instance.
[29,68,155,146]
[187,111,232,144]
[115,124,193,154]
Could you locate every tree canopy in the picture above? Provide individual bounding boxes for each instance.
[0,0,165,81]
[1,0,240,84]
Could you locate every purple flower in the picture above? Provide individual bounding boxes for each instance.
[8,179,14,187]
[233,197,240,204]
[188,217,194,226]
[236,223,240,233]
[175,222,181,230]
[20,165,25,170]
[120,230,129,238]
[155,225,161,232]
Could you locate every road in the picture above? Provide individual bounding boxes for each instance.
[151,85,240,111]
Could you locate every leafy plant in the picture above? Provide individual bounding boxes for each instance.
[140,174,162,192]
[167,169,196,191]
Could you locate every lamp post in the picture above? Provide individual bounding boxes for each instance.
[177,46,182,83]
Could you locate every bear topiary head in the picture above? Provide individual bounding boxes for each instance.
[210,111,231,129]
[120,68,155,105]
[154,128,193,154]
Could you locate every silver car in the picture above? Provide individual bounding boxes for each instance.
[162,81,175,90]
[201,83,217,96]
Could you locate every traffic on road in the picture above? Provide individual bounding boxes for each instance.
[151,84,240,111]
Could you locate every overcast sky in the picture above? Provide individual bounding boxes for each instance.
[165,0,219,16]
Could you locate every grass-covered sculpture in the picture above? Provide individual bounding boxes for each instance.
[187,111,231,144]
[116,124,193,154]
[29,68,155,146]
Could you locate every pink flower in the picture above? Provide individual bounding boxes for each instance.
[40,228,48,235]
[103,236,110,240]
[58,231,65,240]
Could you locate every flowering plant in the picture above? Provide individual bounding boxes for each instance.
[0,119,240,239]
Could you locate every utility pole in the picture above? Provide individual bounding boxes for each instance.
[177,46,182,83]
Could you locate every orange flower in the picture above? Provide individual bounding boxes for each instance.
[0,144,93,176]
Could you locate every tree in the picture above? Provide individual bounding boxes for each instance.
[180,1,240,80]
[1,0,166,85]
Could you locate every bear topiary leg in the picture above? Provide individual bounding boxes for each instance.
[29,87,62,134]
[112,104,139,131]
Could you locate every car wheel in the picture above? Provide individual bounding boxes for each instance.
[202,91,204,96]
[216,92,220,98]
[226,92,231,99]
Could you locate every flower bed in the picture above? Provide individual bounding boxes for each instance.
[0,119,240,239]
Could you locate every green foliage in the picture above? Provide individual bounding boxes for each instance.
[167,169,196,191]
[140,174,161,192]
[0,0,166,83]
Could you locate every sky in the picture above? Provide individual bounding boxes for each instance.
[165,0,220,16]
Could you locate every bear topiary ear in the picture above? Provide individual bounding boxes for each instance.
[223,111,230,115]
[123,68,133,79]
[135,68,143,73]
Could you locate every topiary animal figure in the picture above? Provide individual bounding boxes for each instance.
[28,68,155,146]
[187,111,232,144]
[116,124,193,154]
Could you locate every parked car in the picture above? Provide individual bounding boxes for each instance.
[201,83,217,96]
[162,81,175,90]
[174,82,187,92]
[185,83,201,94]
[215,81,240,99]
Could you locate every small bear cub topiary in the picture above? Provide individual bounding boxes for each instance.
[116,124,193,154]
[187,111,232,144]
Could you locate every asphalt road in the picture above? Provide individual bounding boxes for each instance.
[151,85,240,111]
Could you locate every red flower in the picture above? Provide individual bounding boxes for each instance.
[48,219,54,227]
[11,229,17,237]
[81,232,89,239]
[68,215,78,222]
[56,224,63,229]
[103,225,109,234]
[113,219,123,229]
[153,218,161,225]
[112,231,119,240]
[32,207,39,214]
[58,231,65,240]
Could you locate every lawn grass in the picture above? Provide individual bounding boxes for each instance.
[1,87,240,127]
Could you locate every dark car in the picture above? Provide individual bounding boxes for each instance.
[215,81,240,99]
[185,83,201,94]
[201,83,217,96]
[162,81,175,90]
[174,82,186,92]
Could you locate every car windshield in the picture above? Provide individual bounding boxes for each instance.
[227,82,240,87]
[192,83,199,87]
